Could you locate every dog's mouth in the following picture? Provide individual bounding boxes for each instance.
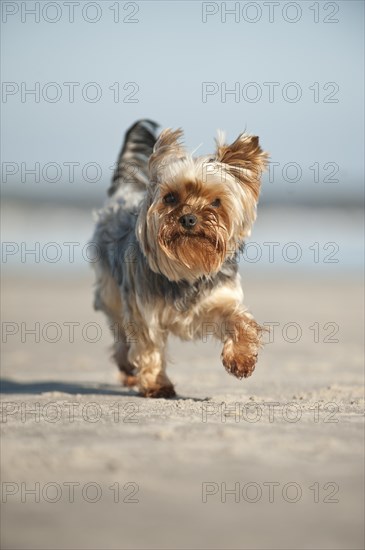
[174,230,212,240]
[169,230,221,248]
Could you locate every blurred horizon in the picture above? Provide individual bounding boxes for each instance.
[2,198,363,276]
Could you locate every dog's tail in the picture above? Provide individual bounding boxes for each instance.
[108,119,159,197]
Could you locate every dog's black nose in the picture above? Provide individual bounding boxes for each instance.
[179,214,197,229]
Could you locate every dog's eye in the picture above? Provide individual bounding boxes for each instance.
[211,198,221,207]
[163,193,178,205]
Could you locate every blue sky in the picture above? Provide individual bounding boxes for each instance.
[1,0,364,205]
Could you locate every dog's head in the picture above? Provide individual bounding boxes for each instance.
[136,128,268,282]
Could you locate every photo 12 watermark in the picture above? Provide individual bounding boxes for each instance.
[0,319,340,345]
[1,160,341,185]
[1,240,341,266]
[1,400,139,424]
[201,400,340,423]
[1,81,140,103]
[201,2,340,24]
[1,481,140,503]
[1,1,140,24]
[201,481,340,503]
[201,81,340,103]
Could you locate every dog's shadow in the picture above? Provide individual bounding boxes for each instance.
[0,378,209,401]
[0,378,133,397]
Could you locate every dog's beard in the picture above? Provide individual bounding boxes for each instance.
[158,222,227,278]
[157,211,227,280]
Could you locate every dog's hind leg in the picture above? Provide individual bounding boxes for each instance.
[94,267,137,387]
[112,330,138,388]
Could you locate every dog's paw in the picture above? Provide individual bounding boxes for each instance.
[140,385,176,399]
[222,341,258,379]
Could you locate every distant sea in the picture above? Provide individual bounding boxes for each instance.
[1,199,363,276]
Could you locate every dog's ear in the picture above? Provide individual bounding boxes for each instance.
[149,128,186,181]
[216,133,269,200]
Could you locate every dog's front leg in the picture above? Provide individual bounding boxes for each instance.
[127,338,176,398]
[201,282,263,380]
[220,310,263,379]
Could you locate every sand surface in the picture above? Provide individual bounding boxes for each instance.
[1,273,364,549]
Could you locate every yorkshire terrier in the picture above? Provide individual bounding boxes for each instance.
[92,120,268,397]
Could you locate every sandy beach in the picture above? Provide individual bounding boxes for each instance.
[1,268,364,549]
